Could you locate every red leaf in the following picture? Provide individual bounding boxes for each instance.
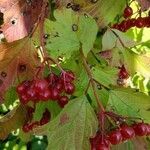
[0,0,48,42]
[0,105,27,140]
[136,0,150,11]
[0,37,40,102]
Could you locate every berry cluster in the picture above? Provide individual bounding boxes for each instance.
[22,108,51,132]
[17,71,75,108]
[112,6,150,32]
[90,122,150,150]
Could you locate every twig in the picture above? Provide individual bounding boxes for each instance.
[80,48,105,112]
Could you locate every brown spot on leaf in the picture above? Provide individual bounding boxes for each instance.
[59,113,69,125]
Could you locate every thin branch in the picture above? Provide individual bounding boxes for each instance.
[44,56,64,72]
[80,49,105,112]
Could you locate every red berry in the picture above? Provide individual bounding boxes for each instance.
[17,84,26,94]
[20,94,29,104]
[58,96,69,107]
[135,17,145,28]
[146,124,150,136]
[123,6,133,19]
[26,106,34,119]
[96,144,110,150]
[47,73,58,85]
[60,71,75,83]
[27,106,35,114]
[30,121,40,129]
[33,79,48,92]
[22,123,32,132]
[118,21,127,32]
[64,83,75,94]
[108,130,122,145]
[129,18,136,27]
[26,87,37,100]
[40,109,51,125]
[39,89,51,101]
[55,80,64,93]
[43,109,51,118]
[51,88,60,100]
[90,133,110,150]
[120,125,135,140]
[132,123,148,136]
[63,71,75,83]
[17,81,31,94]
[119,65,129,79]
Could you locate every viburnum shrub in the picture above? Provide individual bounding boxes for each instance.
[0,0,150,149]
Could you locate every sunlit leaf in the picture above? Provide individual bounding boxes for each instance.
[46,96,98,150]
[45,8,97,58]
[108,88,150,122]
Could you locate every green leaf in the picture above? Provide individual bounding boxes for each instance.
[88,87,109,107]
[77,15,98,56]
[47,96,98,150]
[102,29,117,51]
[92,66,118,88]
[45,8,97,59]
[4,87,18,108]
[74,68,89,96]
[102,29,136,50]
[123,50,150,78]
[112,29,137,49]
[107,88,150,122]
[45,9,79,59]
[80,0,126,27]
[112,141,134,150]
[33,101,61,121]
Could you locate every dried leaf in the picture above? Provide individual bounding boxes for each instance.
[0,37,39,101]
[0,105,27,140]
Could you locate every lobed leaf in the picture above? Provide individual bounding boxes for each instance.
[107,88,150,122]
[46,96,98,150]
[45,8,98,59]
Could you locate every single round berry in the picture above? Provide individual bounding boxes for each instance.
[33,79,49,92]
[120,125,135,140]
[58,96,69,108]
[135,17,145,28]
[64,83,75,94]
[132,123,148,136]
[123,6,133,19]
[108,130,122,145]
[62,71,75,83]
[55,80,64,93]
[90,133,110,148]
[51,88,60,100]
[26,87,37,100]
